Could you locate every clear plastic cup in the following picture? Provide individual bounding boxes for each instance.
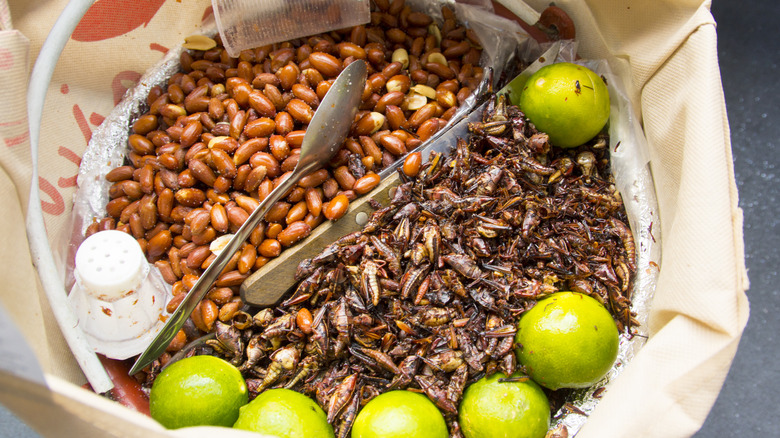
[212,0,371,58]
[68,230,171,360]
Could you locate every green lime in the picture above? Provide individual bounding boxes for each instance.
[233,388,335,438]
[150,355,248,429]
[515,291,619,390]
[352,390,448,438]
[458,372,550,438]
[518,62,610,148]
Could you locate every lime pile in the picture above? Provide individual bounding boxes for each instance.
[518,62,610,148]
[149,355,248,429]
[148,296,618,435]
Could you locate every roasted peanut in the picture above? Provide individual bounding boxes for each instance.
[315,80,332,100]
[304,187,324,218]
[210,203,229,233]
[323,194,350,220]
[385,75,411,94]
[291,83,319,108]
[308,52,342,77]
[268,135,290,162]
[263,84,285,110]
[296,308,313,334]
[265,222,283,239]
[244,165,268,193]
[379,133,407,156]
[275,111,295,135]
[333,166,357,191]
[218,300,242,322]
[106,165,134,183]
[128,134,155,155]
[374,91,405,114]
[285,130,305,147]
[298,168,330,188]
[191,226,217,245]
[192,299,218,332]
[235,195,260,213]
[133,114,158,135]
[166,328,188,353]
[257,179,275,201]
[238,244,257,274]
[344,138,364,156]
[138,194,158,230]
[277,221,312,247]
[417,118,442,142]
[166,293,186,314]
[286,99,314,124]
[209,148,236,179]
[186,245,212,269]
[277,64,299,91]
[250,152,281,178]
[208,287,234,306]
[353,111,386,136]
[248,90,276,117]
[244,117,276,138]
[234,137,268,166]
[402,151,423,177]
[146,229,172,260]
[407,102,438,129]
[226,204,249,229]
[258,239,282,258]
[187,208,211,235]
[435,88,457,108]
[265,201,291,224]
[353,172,381,195]
[188,159,217,186]
[286,201,309,224]
[209,135,239,153]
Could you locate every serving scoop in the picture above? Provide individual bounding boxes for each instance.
[129,59,367,375]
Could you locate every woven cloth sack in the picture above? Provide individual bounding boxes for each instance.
[0,0,748,436]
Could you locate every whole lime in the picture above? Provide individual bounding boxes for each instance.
[458,372,550,438]
[150,355,248,429]
[233,388,335,438]
[515,291,619,390]
[519,62,610,148]
[351,390,448,438]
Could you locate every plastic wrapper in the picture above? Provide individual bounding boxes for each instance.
[212,0,371,58]
[64,2,659,436]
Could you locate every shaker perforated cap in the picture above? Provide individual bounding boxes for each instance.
[74,230,147,302]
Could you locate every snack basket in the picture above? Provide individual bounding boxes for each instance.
[0,0,748,437]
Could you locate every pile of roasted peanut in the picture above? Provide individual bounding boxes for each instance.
[89,0,486,357]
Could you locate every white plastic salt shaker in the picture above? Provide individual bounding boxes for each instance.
[68,230,171,360]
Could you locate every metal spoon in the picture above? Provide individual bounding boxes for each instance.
[129,59,368,375]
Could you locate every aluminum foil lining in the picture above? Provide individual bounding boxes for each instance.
[64,3,661,436]
[545,43,662,434]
